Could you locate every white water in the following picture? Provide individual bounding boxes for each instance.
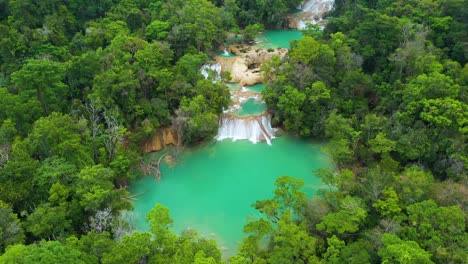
[205,57,276,145]
[296,0,334,29]
[223,48,230,56]
[216,83,275,144]
[200,63,222,81]
[215,115,275,145]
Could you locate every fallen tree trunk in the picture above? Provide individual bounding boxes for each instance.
[140,153,170,181]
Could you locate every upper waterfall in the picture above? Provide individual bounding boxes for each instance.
[290,0,335,29]
[200,63,222,81]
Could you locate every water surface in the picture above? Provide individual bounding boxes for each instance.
[234,98,266,116]
[255,30,303,49]
[217,51,236,58]
[245,83,265,93]
[130,136,330,256]
[225,82,240,90]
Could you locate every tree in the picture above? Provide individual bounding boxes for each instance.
[316,196,367,235]
[101,232,151,264]
[378,234,433,264]
[167,0,227,56]
[235,0,302,27]
[0,201,24,253]
[0,139,39,212]
[75,165,130,213]
[322,235,345,264]
[65,231,115,262]
[146,204,176,248]
[11,59,68,116]
[146,20,170,41]
[28,112,93,167]
[0,244,31,264]
[65,51,102,101]
[176,96,219,144]
[240,177,317,263]
[253,176,307,223]
[393,166,433,205]
[0,88,42,135]
[277,85,306,134]
[243,24,264,42]
[401,200,467,262]
[25,203,71,240]
[324,111,360,165]
[268,215,318,264]
[372,187,402,219]
[24,241,86,264]
[289,36,321,65]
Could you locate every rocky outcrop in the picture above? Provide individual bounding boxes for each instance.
[216,45,287,86]
[162,128,178,146]
[144,128,179,153]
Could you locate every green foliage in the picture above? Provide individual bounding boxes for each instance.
[393,166,434,205]
[401,200,467,262]
[0,201,24,253]
[378,234,433,264]
[0,0,467,262]
[146,20,170,40]
[316,196,367,235]
[101,232,151,264]
[11,59,68,116]
[166,0,228,56]
[253,176,307,222]
[1,240,88,264]
[25,203,71,240]
[243,24,264,42]
[240,177,317,263]
[373,187,402,218]
[177,96,220,144]
[235,0,302,27]
[29,112,93,167]
[268,216,318,264]
[277,85,306,133]
[76,165,130,212]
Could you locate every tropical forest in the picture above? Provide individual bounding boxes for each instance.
[0,0,466,263]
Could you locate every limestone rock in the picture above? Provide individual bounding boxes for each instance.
[216,44,287,86]
[143,128,179,153]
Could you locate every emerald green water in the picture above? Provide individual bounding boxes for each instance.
[130,136,330,256]
[217,51,236,58]
[234,98,266,116]
[245,83,265,93]
[255,30,303,49]
[291,8,303,13]
[225,82,240,90]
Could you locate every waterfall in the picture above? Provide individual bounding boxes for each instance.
[296,0,334,29]
[223,48,230,56]
[215,115,276,145]
[300,0,334,13]
[200,63,222,81]
[210,52,276,145]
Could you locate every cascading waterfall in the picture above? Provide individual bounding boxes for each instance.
[296,0,334,29]
[200,63,222,81]
[215,83,276,144]
[202,52,277,144]
[216,115,275,144]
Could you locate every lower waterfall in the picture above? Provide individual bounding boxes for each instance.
[215,115,275,144]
